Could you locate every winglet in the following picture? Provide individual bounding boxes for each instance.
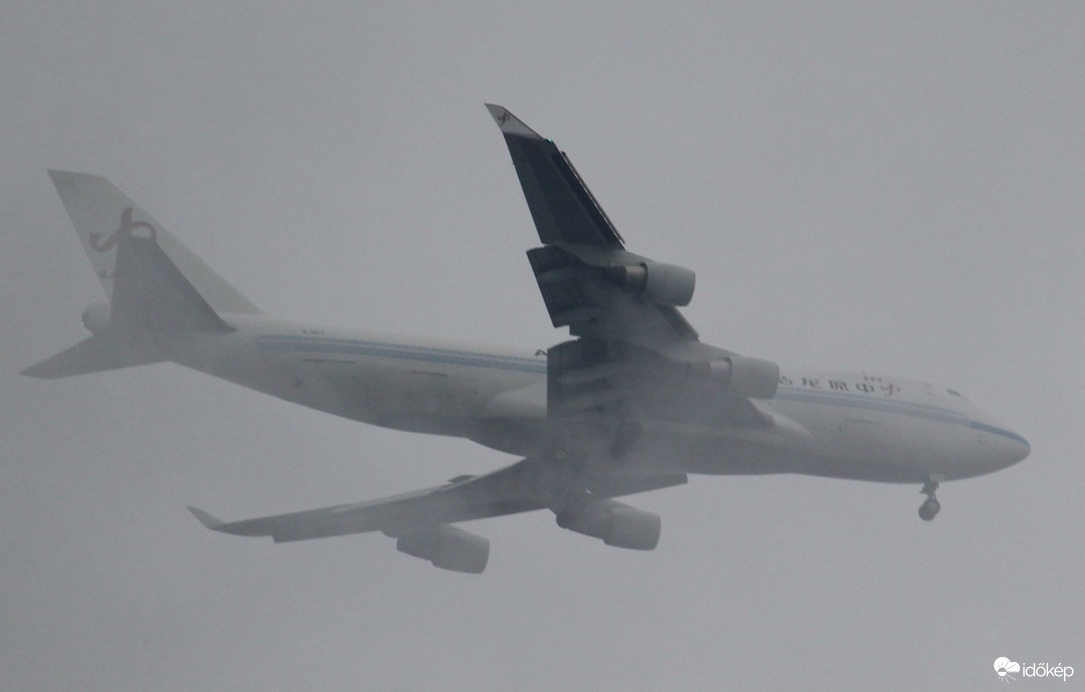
[484,104,544,140]
[187,506,226,530]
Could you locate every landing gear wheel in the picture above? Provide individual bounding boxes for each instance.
[918,480,940,521]
[918,497,941,521]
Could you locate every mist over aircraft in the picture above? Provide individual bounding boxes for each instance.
[24,105,1029,573]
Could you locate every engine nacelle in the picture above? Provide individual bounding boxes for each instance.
[81,302,113,334]
[605,262,695,306]
[555,499,661,551]
[396,525,490,574]
[699,355,780,399]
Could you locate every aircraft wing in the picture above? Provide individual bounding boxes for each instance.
[486,104,699,347]
[189,458,686,543]
[189,459,545,543]
[189,458,686,573]
[484,105,626,249]
[486,105,780,423]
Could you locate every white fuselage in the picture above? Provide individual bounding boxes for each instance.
[162,314,1029,485]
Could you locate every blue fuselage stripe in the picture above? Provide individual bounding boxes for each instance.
[257,336,1024,444]
[968,421,1030,447]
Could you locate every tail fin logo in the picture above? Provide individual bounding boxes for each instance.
[90,207,157,253]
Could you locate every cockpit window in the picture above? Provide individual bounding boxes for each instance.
[947,389,967,399]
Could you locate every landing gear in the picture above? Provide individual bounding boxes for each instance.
[918,480,940,521]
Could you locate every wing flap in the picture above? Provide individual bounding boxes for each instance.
[527,244,698,343]
[193,460,546,543]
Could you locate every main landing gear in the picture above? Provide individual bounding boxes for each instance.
[918,479,940,521]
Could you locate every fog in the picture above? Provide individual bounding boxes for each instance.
[2,4,1082,690]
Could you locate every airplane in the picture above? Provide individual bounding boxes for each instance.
[24,105,1030,574]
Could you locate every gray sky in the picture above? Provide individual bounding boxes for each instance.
[2,3,1082,690]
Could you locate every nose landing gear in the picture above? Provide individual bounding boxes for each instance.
[918,479,940,521]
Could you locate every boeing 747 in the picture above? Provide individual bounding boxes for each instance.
[24,105,1029,573]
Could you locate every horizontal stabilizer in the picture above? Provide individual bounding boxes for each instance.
[21,334,165,379]
[187,506,225,530]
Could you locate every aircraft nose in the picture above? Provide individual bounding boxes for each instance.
[1000,430,1030,466]
[972,420,1030,468]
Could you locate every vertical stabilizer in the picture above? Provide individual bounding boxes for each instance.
[47,170,262,316]
[23,171,263,378]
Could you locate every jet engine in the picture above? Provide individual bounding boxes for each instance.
[555,499,661,550]
[395,525,490,574]
[604,262,696,306]
[697,355,780,399]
